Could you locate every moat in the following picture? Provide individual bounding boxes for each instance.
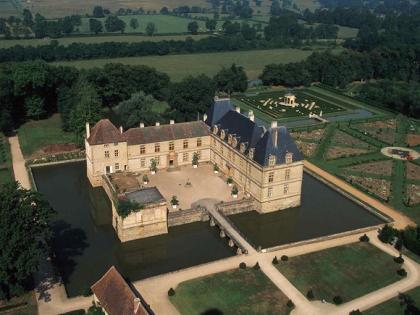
[32,161,386,297]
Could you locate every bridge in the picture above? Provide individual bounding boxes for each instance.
[207,206,256,255]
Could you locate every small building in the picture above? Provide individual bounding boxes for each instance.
[91,266,151,315]
[284,93,296,105]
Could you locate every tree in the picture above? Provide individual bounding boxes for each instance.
[25,95,45,119]
[0,181,55,299]
[89,18,103,34]
[129,18,139,30]
[160,7,169,14]
[104,15,126,33]
[187,21,199,35]
[214,64,248,94]
[116,92,162,128]
[146,22,156,36]
[22,9,33,27]
[93,6,105,18]
[205,19,217,31]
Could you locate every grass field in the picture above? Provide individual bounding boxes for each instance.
[0,0,21,17]
[276,242,402,303]
[0,34,210,48]
[234,89,346,120]
[18,114,76,158]
[364,286,420,315]
[0,133,13,185]
[53,47,343,81]
[170,267,292,315]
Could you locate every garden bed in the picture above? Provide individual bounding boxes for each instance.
[325,146,372,159]
[407,184,420,206]
[343,160,393,176]
[346,175,391,200]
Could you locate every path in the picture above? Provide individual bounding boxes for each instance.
[8,135,92,315]
[304,160,415,229]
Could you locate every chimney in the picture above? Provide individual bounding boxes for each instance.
[273,129,278,148]
[248,110,254,122]
[139,122,144,128]
[85,122,90,138]
[133,297,141,314]
[170,120,175,125]
[271,121,278,129]
[235,106,241,113]
[155,122,160,127]
[203,113,208,121]
[119,126,123,134]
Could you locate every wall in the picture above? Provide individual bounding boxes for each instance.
[168,207,209,227]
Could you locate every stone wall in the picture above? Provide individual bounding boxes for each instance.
[168,207,209,227]
[216,198,255,216]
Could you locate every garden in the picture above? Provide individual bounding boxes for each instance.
[275,242,403,304]
[170,266,292,315]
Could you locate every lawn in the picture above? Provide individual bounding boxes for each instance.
[364,286,420,315]
[276,242,402,303]
[170,267,292,315]
[18,114,76,158]
[53,47,343,81]
[0,34,210,48]
[0,133,13,185]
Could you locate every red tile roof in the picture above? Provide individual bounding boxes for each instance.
[87,119,125,145]
[91,266,151,315]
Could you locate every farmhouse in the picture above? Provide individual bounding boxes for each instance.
[85,97,303,241]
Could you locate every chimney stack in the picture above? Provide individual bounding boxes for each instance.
[155,122,160,127]
[133,298,141,314]
[203,113,208,121]
[273,128,278,148]
[139,122,144,128]
[119,126,123,134]
[85,122,90,138]
[170,120,175,125]
[271,121,278,129]
[235,106,241,113]
[248,110,254,122]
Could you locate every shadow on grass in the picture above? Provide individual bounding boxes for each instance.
[201,309,224,315]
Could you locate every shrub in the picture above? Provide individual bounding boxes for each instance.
[168,288,175,296]
[83,287,93,297]
[213,164,219,172]
[272,256,279,264]
[281,255,289,261]
[59,310,86,315]
[333,295,343,305]
[286,299,295,309]
[227,177,233,184]
[378,224,398,243]
[253,262,260,270]
[192,152,199,166]
[306,289,314,300]
[397,268,407,277]
[394,254,404,264]
[142,174,149,183]
[231,185,238,195]
[171,195,179,206]
[394,238,403,251]
[239,262,246,269]
[359,234,369,242]
[150,158,157,172]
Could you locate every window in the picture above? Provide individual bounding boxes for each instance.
[115,163,119,170]
[104,144,109,148]
[286,152,293,164]
[268,155,276,166]
[114,150,119,157]
[140,158,146,167]
[155,143,160,153]
[284,184,289,195]
[183,140,188,149]
[248,148,254,160]
[104,151,110,158]
[285,169,291,180]
[183,152,189,162]
[169,141,174,151]
[140,145,145,155]
[197,138,202,147]
[268,172,274,183]
[267,187,273,198]
[155,156,160,165]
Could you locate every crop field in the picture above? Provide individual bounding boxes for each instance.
[0,34,209,48]
[0,0,21,17]
[234,89,347,120]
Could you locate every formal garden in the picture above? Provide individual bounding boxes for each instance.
[275,242,403,304]
[169,265,293,315]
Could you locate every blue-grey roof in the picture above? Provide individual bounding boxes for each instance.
[125,187,165,205]
[205,99,303,167]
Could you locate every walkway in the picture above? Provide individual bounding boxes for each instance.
[304,160,415,229]
[8,135,92,315]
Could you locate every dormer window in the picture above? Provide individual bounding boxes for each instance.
[248,148,255,160]
[240,143,246,153]
[268,155,276,166]
[213,125,218,135]
[228,134,233,145]
[285,152,293,164]
[232,137,238,148]
[220,130,226,140]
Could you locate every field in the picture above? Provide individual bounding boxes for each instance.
[0,34,210,49]
[0,0,21,17]
[170,267,291,315]
[364,286,420,315]
[53,47,342,81]
[234,88,347,120]
[276,242,402,303]
[0,133,13,185]
[17,114,76,159]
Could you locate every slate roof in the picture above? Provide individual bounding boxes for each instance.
[91,266,150,315]
[126,187,165,205]
[205,99,303,167]
[123,121,209,145]
[87,119,125,145]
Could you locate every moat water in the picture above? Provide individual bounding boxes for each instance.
[32,161,235,297]
[229,173,385,249]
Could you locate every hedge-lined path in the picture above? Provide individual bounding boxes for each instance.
[8,136,31,189]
